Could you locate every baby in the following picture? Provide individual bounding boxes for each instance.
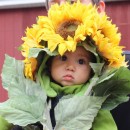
[46,46,95,128]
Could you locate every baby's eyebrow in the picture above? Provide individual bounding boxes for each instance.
[77,54,89,59]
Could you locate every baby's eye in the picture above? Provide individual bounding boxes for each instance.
[60,55,67,61]
[78,59,85,64]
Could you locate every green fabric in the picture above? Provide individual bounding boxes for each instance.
[0,116,12,130]
[92,110,117,130]
[50,82,89,96]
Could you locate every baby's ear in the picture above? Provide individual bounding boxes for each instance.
[97,1,105,13]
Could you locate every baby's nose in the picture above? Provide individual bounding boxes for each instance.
[66,63,75,71]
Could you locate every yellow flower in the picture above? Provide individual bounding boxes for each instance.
[42,2,99,55]
[24,58,37,80]
[20,1,127,79]
[21,25,44,57]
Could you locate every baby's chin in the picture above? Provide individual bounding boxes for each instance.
[57,80,86,87]
[59,81,82,87]
[59,81,75,87]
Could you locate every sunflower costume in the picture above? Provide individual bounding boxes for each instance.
[0,1,130,130]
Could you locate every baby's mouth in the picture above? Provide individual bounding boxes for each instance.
[63,74,74,81]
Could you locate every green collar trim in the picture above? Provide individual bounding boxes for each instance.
[50,82,86,96]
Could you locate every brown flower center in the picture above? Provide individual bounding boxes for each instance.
[56,20,80,39]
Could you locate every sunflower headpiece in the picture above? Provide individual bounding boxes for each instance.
[20,1,127,80]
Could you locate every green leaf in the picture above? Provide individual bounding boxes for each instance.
[28,48,58,58]
[82,42,98,57]
[84,75,99,96]
[82,42,100,63]
[93,67,130,110]
[89,63,104,76]
[1,54,24,90]
[54,95,106,130]
[97,67,117,84]
[0,55,47,126]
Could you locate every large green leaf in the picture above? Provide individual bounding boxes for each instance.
[93,67,130,110]
[54,95,106,130]
[0,55,47,126]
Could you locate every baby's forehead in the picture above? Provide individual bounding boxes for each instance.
[65,46,91,57]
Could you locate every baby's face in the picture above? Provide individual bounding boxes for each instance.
[51,46,91,86]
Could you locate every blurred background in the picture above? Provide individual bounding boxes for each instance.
[0,0,130,101]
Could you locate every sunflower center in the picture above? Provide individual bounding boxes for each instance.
[56,20,80,39]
